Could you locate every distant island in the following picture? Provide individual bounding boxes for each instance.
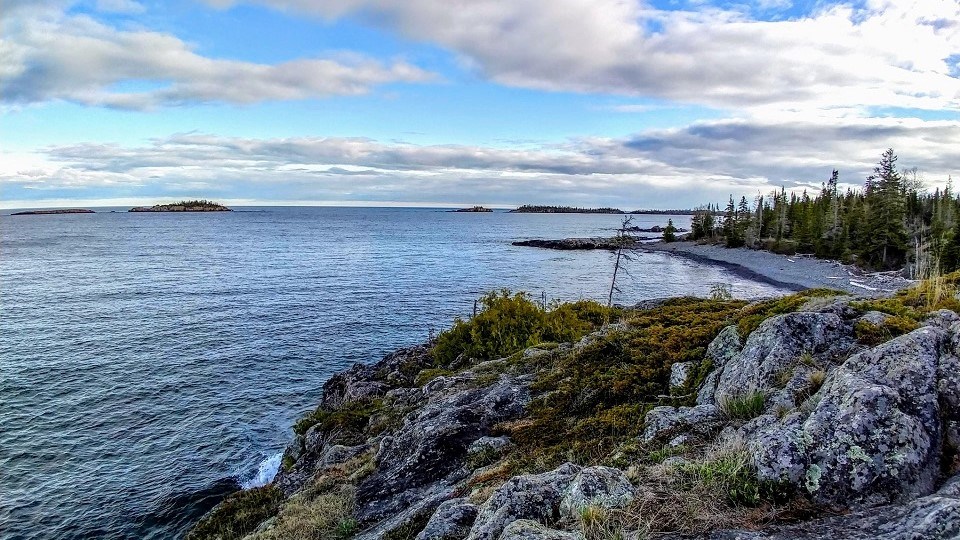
[11,209,95,216]
[509,205,697,214]
[451,206,494,212]
[509,205,624,214]
[129,200,232,212]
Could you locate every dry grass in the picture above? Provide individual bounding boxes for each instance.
[245,483,356,540]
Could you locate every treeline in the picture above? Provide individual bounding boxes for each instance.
[691,149,959,274]
[510,205,625,214]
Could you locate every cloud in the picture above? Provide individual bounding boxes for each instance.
[4,116,958,208]
[207,0,960,113]
[0,6,436,109]
[94,0,144,14]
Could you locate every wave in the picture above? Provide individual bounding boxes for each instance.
[240,451,282,489]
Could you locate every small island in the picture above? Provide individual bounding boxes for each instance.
[129,200,232,212]
[451,206,494,212]
[11,209,95,215]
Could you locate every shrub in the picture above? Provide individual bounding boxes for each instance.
[432,290,609,366]
[186,485,283,540]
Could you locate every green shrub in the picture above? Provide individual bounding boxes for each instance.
[432,290,609,366]
[186,485,283,540]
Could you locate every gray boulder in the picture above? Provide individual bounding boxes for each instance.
[697,325,743,405]
[713,312,851,404]
[416,498,478,540]
[670,361,695,390]
[641,404,724,444]
[559,466,635,518]
[497,520,578,540]
[466,463,581,540]
[751,326,948,508]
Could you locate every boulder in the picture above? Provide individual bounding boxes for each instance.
[559,466,635,519]
[641,404,724,444]
[711,312,852,410]
[415,498,478,540]
[670,361,694,390]
[497,520,578,540]
[750,326,948,508]
[466,463,581,540]
[696,325,743,406]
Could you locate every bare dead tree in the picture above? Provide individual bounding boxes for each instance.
[606,216,636,322]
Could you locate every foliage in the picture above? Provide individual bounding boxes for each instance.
[675,449,788,507]
[432,290,611,365]
[692,149,958,273]
[663,218,678,243]
[186,485,283,540]
[710,283,732,301]
[853,317,919,346]
[735,288,842,338]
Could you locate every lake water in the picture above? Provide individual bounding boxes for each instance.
[0,207,787,539]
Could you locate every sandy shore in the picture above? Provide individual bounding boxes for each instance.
[641,241,914,297]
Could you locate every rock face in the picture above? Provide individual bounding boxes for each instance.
[415,498,478,540]
[355,373,532,522]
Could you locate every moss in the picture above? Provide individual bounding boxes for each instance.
[293,399,385,444]
[186,485,283,540]
[281,454,295,472]
[853,316,919,346]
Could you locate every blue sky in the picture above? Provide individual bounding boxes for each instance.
[2,0,959,208]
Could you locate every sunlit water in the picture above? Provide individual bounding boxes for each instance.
[0,207,788,539]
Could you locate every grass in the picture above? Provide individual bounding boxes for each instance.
[246,482,356,540]
[186,485,284,540]
[718,391,766,420]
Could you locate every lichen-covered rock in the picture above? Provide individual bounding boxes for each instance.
[697,325,743,405]
[751,326,948,508]
[496,519,578,540]
[466,463,581,540]
[712,312,852,408]
[684,472,960,539]
[858,310,891,326]
[559,466,635,519]
[356,373,531,522]
[641,404,724,443]
[670,361,694,390]
[321,344,432,409]
[927,309,960,330]
[416,498,478,540]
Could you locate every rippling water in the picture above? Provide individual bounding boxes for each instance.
[0,207,787,539]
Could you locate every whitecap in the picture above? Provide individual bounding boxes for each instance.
[240,451,282,489]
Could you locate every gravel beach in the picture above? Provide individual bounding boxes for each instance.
[641,241,915,297]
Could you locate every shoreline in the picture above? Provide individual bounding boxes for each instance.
[640,241,914,297]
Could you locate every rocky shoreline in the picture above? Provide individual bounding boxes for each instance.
[188,284,960,540]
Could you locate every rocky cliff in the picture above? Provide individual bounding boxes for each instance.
[188,283,960,540]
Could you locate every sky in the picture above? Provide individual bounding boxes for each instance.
[1,0,959,209]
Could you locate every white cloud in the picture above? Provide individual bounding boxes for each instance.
[208,0,960,113]
[4,116,958,208]
[0,6,436,109]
